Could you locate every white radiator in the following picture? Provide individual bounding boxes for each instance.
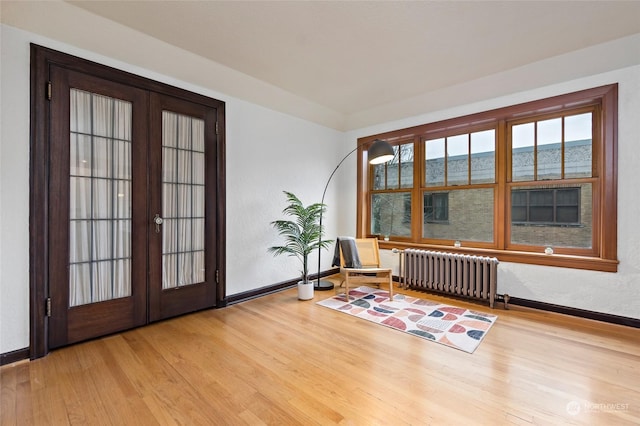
[402,249,499,308]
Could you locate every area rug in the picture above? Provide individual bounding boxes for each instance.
[317,286,497,353]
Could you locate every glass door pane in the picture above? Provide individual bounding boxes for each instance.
[161,111,206,289]
[69,89,132,307]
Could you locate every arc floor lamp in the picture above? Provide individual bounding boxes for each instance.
[315,139,395,290]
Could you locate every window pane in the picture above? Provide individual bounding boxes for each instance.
[92,179,112,219]
[511,183,592,248]
[113,100,132,141]
[92,260,113,303]
[176,150,191,183]
[193,186,205,217]
[471,130,495,184]
[371,192,411,238]
[512,187,581,225]
[191,119,205,152]
[530,190,553,205]
[91,221,112,260]
[70,177,91,219]
[177,184,192,217]
[557,188,578,205]
[70,89,91,134]
[387,146,400,189]
[512,206,527,222]
[530,206,554,222]
[511,191,526,206]
[373,163,386,190]
[537,118,562,180]
[177,115,192,150]
[114,140,131,180]
[557,188,580,223]
[447,134,468,186]
[113,219,130,258]
[69,89,132,307]
[69,220,91,263]
[557,206,579,223]
[115,180,131,219]
[93,94,114,137]
[193,153,205,185]
[93,137,113,178]
[424,192,448,222]
[425,138,445,186]
[372,142,412,190]
[163,184,177,218]
[400,143,414,189]
[70,134,91,177]
[565,113,592,178]
[529,190,553,223]
[512,123,535,181]
[162,111,206,289]
[162,112,177,147]
[69,263,91,306]
[423,188,493,243]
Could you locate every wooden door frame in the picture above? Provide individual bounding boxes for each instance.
[29,44,226,359]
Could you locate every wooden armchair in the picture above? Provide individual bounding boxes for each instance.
[338,238,394,301]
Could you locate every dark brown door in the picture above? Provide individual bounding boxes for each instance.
[48,67,149,347]
[148,93,218,321]
[47,66,219,348]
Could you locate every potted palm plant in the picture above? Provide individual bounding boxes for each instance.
[268,191,333,300]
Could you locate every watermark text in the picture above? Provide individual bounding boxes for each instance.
[567,400,630,416]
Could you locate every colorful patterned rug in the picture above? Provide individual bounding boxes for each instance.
[317,286,497,353]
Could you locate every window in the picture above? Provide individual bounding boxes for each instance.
[357,85,618,272]
[511,113,592,182]
[511,188,580,225]
[371,142,413,238]
[424,192,448,223]
[421,129,496,243]
[425,129,496,187]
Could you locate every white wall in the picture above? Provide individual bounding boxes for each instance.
[226,98,345,294]
[0,24,32,356]
[348,61,640,321]
[0,23,344,354]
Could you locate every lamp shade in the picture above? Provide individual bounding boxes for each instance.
[368,139,395,164]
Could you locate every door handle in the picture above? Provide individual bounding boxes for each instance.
[153,214,163,233]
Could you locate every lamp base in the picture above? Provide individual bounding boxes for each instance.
[314,280,334,291]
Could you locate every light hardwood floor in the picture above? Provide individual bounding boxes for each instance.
[2,279,639,425]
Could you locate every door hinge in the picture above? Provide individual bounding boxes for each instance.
[216,269,219,284]
[46,81,52,101]
[46,297,52,317]
[215,121,218,135]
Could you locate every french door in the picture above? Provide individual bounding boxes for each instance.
[48,68,147,347]
[32,45,224,352]
[148,93,218,322]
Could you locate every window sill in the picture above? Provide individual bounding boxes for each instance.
[379,241,619,273]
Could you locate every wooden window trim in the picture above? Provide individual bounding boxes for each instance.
[357,84,618,272]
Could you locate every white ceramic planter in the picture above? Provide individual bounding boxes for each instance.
[297,281,314,300]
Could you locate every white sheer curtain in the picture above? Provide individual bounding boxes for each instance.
[69,89,132,307]
[162,111,205,289]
